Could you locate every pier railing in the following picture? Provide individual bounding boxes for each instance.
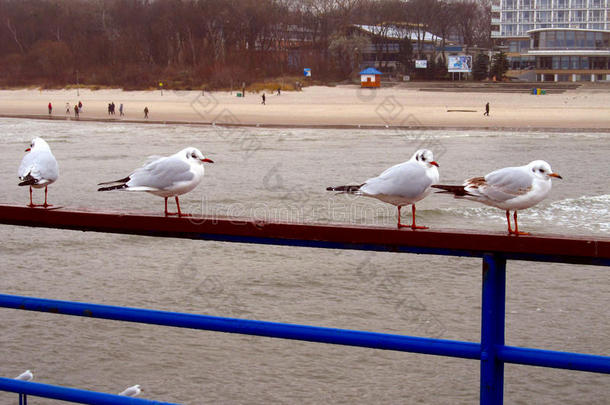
[0,204,608,405]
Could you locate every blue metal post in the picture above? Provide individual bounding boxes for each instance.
[480,253,506,405]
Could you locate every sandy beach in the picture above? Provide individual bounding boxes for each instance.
[0,84,609,130]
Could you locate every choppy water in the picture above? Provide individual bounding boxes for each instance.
[0,118,608,404]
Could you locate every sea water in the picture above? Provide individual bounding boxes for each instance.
[0,118,608,404]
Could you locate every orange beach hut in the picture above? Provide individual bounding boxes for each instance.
[360,67,382,88]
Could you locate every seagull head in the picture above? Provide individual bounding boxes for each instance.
[25,137,50,152]
[183,147,214,164]
[412,149,439,168]
[528,160,562,180]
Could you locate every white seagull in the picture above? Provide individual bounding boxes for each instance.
[15,370,33,381]
[119,384,142,397]
[432,160,562,235]
[18,137,59,208]
[98,147,213,217]
[327,149,440,229]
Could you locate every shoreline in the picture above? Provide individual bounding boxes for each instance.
[0,85,608,132]
[2,112,610,133]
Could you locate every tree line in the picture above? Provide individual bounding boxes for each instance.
[0,0,491,89]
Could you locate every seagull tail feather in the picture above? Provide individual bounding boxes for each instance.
[18,174,38,186]
[431,184,469,196]
[98,184,128,192]
[326,184,363,193]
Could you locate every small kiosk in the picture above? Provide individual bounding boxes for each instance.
[359,67,382,88]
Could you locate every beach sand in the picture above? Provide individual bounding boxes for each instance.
[0,84,608,130]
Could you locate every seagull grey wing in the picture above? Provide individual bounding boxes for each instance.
[482,167,534,202]
[128,157,193,190]
[361,162,431,198]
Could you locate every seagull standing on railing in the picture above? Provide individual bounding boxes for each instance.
[327,149,440,229]
[432,160,562,235]
[119,384,142,397]
[98,147,213,217]
[15,370,33,381]
[15,370,33,405]
[18,137,59,208]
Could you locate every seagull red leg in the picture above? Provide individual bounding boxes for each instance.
[409,204,428,230]
[512,211,529,236]
[397,206,405,228]
[28,186,34,208]
[42,186,52,208]
[505,210,513,234]
[175,196,191,217]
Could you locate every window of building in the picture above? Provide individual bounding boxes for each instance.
[576,31,586,48]
[571,0,585,8]
[555,0,567,8]
[505,0,516,9]
[565,30,575,47]
[520,0,532,8]
[591,10,604,22]
[590,0,603,8]
[553,10,567,22]
[571,10,585,22]
[581,56,589,69]
[560,56,569,69]
[570,56,579,69]
[552,56,560,69]
[556,30,565,47]
[546,31,557,47]
[592,57,608,69]
[586,31,595,48]
[537,0,551,8]
[538,56,552,69]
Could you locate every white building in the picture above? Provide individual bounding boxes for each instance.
[491,0,610,80]
[492,0,609,39]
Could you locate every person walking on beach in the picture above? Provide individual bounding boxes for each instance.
[484,102,490,116]
[108,103,112,115]
[48,102,52,115]
[119,103,124,116]
[144,106,149,119]
[276,87,281,96]
[261,93,266,105]
[78,101,82,113]
[65,102,71,115]
[74,104,79,118]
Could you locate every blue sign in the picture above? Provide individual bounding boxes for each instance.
[304,68,311,77]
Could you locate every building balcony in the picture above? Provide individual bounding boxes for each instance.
[491,30,502,38]
[492,17,501,24]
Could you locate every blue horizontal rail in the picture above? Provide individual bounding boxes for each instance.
[1,293,609,376]
[0,378,176,405]
[0,294,480,360]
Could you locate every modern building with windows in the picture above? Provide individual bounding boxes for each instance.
[491,0,610,80]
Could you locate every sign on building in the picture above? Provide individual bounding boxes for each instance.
[304,68,312,77]
[448,56,472,73]
[415,60,428,69]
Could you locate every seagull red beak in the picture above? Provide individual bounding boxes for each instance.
[25,148,31,152]
[549,172,562,179]
[430,161,439,167]
[201,158,214,163]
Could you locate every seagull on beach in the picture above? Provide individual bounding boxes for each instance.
[432,160,562,235]
[98,147,213,217]
[327,149,440,229]
[119,384,142,397]
[18,137,59,208]
[15,370,33,381]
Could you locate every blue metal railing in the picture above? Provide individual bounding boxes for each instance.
[0,205,609,404]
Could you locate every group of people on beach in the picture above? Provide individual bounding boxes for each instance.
[48,101,84,118]
[47,101,148,119]
[108,102,124,116]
